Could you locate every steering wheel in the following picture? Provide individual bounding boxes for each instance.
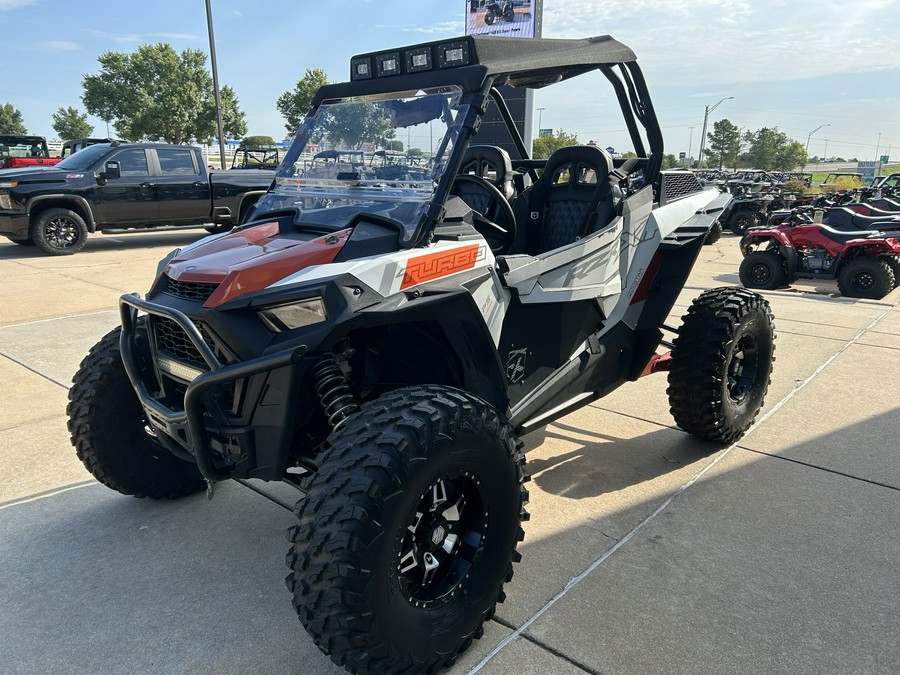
[450,174,517,255]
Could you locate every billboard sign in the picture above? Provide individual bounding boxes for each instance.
[465,0,537,38]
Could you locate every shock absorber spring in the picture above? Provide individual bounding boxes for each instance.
[311,353,359,431]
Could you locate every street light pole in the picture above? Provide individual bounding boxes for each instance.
[205,0,227,170]
[688,126,694,166]
[537,107,545,134]
[804,123,830,161]
[696,96,733,169]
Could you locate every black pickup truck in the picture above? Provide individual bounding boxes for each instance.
[0,142,273,255]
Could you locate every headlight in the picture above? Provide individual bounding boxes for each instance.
[0,192,10,210]
[258,297,327,332]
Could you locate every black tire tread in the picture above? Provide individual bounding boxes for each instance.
[837,256,895,299]
[67,327,205,499]
[285,385,528,674]
[667,287,776,443]
[739,250,788,290]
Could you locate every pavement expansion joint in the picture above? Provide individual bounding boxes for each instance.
[738,446,900,492]
[0,352,70,389]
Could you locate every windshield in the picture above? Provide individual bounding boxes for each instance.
[55,143,113,171]
[255,87,467,241]
[0,136,48,159]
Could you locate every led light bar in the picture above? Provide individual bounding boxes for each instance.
[437,41,470,68]
[376,52,402,77]
[157,356,204,382]
[405,47,432,73]
[350,57,372,80]
[350,38,475,80]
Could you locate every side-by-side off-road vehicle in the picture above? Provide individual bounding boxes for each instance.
[68,35,775,674]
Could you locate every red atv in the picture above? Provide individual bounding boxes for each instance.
[739,209,900,299]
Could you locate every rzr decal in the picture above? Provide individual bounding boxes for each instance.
[400,244,482,290]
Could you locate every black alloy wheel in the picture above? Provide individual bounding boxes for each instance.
[31,207,88,255]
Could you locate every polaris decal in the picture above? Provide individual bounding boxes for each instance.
[505,347,528,384]
[399,243,483,290]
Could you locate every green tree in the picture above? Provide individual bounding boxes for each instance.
[707,118,741,169]
[742,127,806,170]
[82,43,247,144]
[240,135,276,149]
[0,102,27,134]
[774,139,807,171]
[277,68,329,134]
[384,139,404,152]
[324,102,394,150]
[531,129,579,159]
[407,147,424,157]
[661,153,679,169]
[51,106,94,140]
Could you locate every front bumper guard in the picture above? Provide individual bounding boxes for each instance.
[119,293,307,482]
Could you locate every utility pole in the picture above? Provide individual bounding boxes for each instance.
[537,107,545,134]
[804,123,830,160]
[696,96,732,169]
[205,0,227,170]
[688,126,694,167]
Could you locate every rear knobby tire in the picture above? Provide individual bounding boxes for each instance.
[286,385,529,675]
[67,326,205,498]
[739,250,788,290]
[729,211,757,236]
[837,257,895,299]
[667,287,776,443]
[704,221,723,245]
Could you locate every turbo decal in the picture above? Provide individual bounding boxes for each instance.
[400,244,482,290]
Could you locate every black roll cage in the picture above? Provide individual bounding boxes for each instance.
[282,35,663,249]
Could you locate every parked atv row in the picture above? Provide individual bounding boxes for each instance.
[739,201,900,299]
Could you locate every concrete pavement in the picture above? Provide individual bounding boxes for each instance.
[1,228,898,674]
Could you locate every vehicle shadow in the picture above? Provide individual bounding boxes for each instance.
[0,229,209,260]
[521,419,721,500]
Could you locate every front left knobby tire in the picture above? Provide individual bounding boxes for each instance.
[286,385,528,675]
[667,287,776,443]
[67,326,206,498]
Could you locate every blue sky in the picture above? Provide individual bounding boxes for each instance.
[3,0,898,162]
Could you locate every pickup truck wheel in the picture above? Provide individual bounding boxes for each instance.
[31,208,88,255]
[286,385,528,674]
[667,287,775,443]
[67,325,206,499]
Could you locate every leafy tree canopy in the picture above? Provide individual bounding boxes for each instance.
[707,118,741,169]
[532,129,579,159]
[240,135,276,149]
[82,43,247,144]
[51,106,93,140]
[277,68,329,134]
[0,102,27,135]
[324,102,395,150]
[742,127,806,171]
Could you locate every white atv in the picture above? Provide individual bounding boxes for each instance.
[68,34,775,674]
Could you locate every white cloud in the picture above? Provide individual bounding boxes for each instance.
[0,0,38,9]
[232,9,242,17]
[375,21,460,35]
[541,0,898,87]
[150,32,199,41]
[37,40,80,52]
